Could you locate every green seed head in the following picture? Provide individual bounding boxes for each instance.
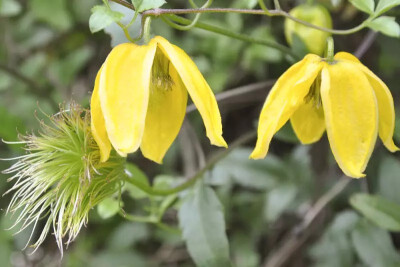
[3,104,126,254]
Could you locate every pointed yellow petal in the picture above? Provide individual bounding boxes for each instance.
[140,53,188,164]
[335,52,398,152]
[99,42,157,154]
[250,54,323,159]
[359,67,399,152]
[91,67,111,162]
[153,36,227,148]
[290,100,325,144]
[321,62,378,178]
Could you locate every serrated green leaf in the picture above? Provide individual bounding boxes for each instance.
[89,5,124,33]
[132,0,166,12]
[97,197,120,219]
[178,183,231,267]
[350,193,400,231]
[367,16,400,38]
[349,0,375,14]
[375,0,400,16]
[0,0,22,16]
[90,6,121,32]
[351,220,400,267]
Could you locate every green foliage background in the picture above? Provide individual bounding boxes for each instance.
[0,0,400,266]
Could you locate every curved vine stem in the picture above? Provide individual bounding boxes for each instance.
[124,131,257,196]
[166,14,299,61]
[161,0,213,31]
[109,0,371,35]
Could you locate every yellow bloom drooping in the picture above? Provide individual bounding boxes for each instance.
[91,36,227,164]
[251,52,399,178]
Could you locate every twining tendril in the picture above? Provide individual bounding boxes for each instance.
[161,0,213,31]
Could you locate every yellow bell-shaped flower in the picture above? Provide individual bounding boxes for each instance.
[251,52,398,178]
[91,36,227,163]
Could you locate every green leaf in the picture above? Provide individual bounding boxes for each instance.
[178,183,231,267]
[153,175,178,216]
[231,233,260,267]
[0,0,22,16]
[210,148,284,189]
[378,156,400,204]
[30,0,72,31]
[310,211,359,267]
[350,193,400,231]
[108,222,149,250]
[52,46,94,86]
[246,0,258,9]
[124,163,149,199]
[351,220,400,267]
[264,184,297,222]
[275,122,299,143]
[97,197,120,219]
[89,5,124,33]
[375,0,400,16]
[131,0,166,12]
[0,106,25,142]
[349,0,375,14]
[367,16,400,38]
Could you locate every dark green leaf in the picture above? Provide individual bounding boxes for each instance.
[53,46,94,86]
[210,148,284,189]
[351,220,400,267]
[310,211,359,267]
[275,122,299,143]
[378,156,400,204]
[89,5,124,33]
[30,0,72,30]
[178,182,231,267]
[108,222,149,250]
[367,16,400,38]
[350,193,400,231]
[264,184,297,222]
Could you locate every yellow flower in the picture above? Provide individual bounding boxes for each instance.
[91,36,227,163]
[250,52,399,178]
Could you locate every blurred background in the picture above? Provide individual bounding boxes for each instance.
[0,0,400,266]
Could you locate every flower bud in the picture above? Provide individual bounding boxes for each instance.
[284,4,332,55]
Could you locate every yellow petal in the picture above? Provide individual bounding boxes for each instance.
[140,52,188,164]
[335,52,399,152]
[99,42,157,154]
[334,51,360,63]
[250,54,323,159]
[153,36,227,148]
[290,100,325,144]
[320,62,378,178]
[91,67,111,162]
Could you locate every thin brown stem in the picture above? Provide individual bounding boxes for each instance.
[263,177,351,267]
